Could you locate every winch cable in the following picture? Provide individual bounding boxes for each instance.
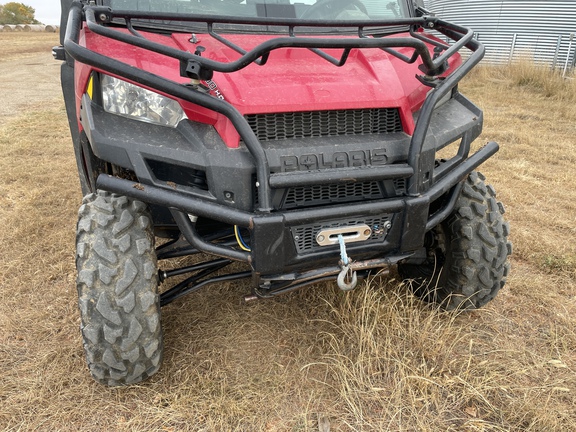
[337,234,357,291]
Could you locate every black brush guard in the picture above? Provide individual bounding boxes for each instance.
[62,1,498,303]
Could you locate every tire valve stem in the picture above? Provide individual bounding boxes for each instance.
[336,234,357,291]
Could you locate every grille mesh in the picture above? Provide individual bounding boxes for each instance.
[245,108,403,141]
[283,181,383,209]
[253,179,408,210]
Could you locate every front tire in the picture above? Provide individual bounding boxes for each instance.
[76,191,163,386]
[398,171,512,310]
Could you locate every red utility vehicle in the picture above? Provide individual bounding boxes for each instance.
[56,0,511,385]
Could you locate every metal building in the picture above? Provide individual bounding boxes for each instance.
[423,0,576,71]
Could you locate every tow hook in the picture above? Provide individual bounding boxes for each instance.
[336,234,358,291]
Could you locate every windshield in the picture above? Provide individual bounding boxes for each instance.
[105,0,410,21]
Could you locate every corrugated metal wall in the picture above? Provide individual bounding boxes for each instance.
[423,0,576,70]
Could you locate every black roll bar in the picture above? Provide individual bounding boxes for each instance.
[85,6,473,77]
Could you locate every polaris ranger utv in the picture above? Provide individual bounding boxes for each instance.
[56,0,511,385]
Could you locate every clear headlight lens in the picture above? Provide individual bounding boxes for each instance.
[101,75,187,127]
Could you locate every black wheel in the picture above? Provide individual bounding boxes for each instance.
[76,191,163,386]
[398,171,512,310]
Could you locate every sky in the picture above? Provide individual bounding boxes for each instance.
[20,0,61,25]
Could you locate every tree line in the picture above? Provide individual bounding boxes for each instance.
[0,2,40,25]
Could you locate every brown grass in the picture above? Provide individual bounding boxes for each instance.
[0,32,60,61]
[1,34,575,430]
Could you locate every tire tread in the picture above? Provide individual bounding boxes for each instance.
[399,171,512,310]
[76,191,163,386]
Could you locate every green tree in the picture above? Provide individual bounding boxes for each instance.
[0,2,40,24]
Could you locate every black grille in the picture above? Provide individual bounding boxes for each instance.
[253,179,408,210]
[291,216,393,254]
[245,108,403,141]
[283,181,383,209]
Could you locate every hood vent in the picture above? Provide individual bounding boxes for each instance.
[245,108,403,142]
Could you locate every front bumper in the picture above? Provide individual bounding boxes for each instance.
[83,88,494,275]
[97,138,498,275]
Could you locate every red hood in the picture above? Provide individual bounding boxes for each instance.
[83,29,460,147]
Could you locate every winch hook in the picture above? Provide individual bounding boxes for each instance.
[337,264,357,291]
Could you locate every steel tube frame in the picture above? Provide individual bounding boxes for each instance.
[96,141,498,263]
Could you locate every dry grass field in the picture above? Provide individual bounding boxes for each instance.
[1,33,575,431]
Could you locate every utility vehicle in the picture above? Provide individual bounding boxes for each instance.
[56,0,511,386]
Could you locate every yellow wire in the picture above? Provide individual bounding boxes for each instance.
[234,225,251,252]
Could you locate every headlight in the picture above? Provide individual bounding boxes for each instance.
[101,75,187,127]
